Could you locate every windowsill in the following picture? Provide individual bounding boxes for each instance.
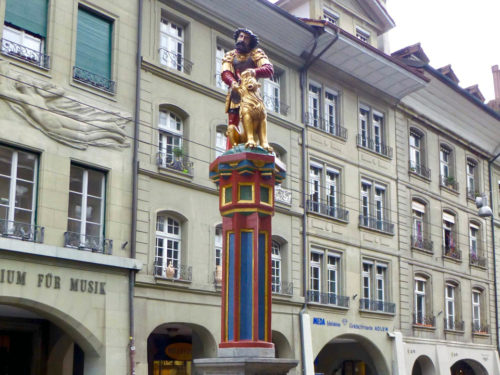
[158,164,194,179]
[69,80,117,102]
[154,275,192,285]
[444,328,465,335]
[307,123,348,142]
[308,302,349,311]
[358,224,394,236]
[1,51,51,74]
[359,309,395,317]
[272,292,293,298]
[472,331,490,337]
[412,324,436,331]
[308,209,349,224]
[470,262,488,270]
[440,184,459,195]
[409,169,431,182]
[411,245,434,255]
[443,254,462,263]
[357,144,392,160]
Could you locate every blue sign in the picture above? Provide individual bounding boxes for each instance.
[312,317,389,333]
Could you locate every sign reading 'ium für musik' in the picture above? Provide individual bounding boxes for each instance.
[0,268,106,295]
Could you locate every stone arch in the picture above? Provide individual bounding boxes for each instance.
[411,355,436,375]
[451,358,488,375]
[271,330,293,359]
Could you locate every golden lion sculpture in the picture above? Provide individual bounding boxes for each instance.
[227,70,273,152]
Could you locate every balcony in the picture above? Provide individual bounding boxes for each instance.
[154,262,192,282]
[356,134,393,158]
[444,318,464,331]
[359,214,394,235]
[262,94,290,116]
[272,281,293,296]
[359,298,395,314]
[1,38,50,69]
[63,231,113,254]
[306,291,349,308]
[275,185,292,205]
[73,66,115,93]
[443,245,461,261]
[470,253,487,268]
[156,151,193,175]
[440,175,459,192]
[0,219,44,243]
[413,313,435,328]
[409,161,431,179]
[158,48,193,74]
[472,322,489,335]
[306,199,349,222]
[411,235,433,253]
[305,112,348,140]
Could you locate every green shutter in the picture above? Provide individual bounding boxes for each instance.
[5,0,48,37]
[75,8,112,79]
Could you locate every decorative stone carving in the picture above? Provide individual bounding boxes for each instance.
[0,61,130,149]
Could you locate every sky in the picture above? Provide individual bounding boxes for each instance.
[385,0,499,102]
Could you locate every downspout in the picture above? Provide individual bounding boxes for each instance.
[298,28,339,375]
[488,153,500,355]
[129,0,143,373]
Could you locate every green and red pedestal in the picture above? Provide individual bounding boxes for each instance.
[194,146,297,374]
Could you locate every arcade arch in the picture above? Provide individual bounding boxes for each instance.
[451,359,488,375]
[411,355,436,375]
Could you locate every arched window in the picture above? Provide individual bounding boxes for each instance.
[445,281,462,331]
[440,144,457,190]
[155,214,181,278]
[409,128,429,178]
[469,221,485,267]
[472,288,487,334]
[443,211,459,260]
[271,240,282,293]
[158,109,183,168]
[411,199,431,252]
[466,158,479,199]
[413,273,433,326]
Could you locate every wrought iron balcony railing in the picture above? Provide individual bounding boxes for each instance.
[0,219,44,243]
[306,291,350,308]
[1,38,50,69]
[154,262,192,281]
[359,214,394,234]
[443,245,461,261]
[472,322,489,334]
[262,94,290,116]
[413,313,436,327]
[156,151,193,175]
[409,160,431,179]
[306,199,349,222]
[359,298,395,313]
[158,48,193,73]
[356,134,393,158]
[440,174,459,191]
[305,112,348,140]
[470,253,487,268]
[73,66,115,93]
[64,231,113,254]
[444,318,464,331]
[275,185,292,205]
[272,281,293,296]
[411,235,433,253]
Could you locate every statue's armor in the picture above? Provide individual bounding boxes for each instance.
[232,53,256,77]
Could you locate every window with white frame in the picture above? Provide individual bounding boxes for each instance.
[356,27,370,43]
[360,179,391,233]
[158,109,183,167]
[445,283,456,329]
[412,200,428,249]
[374,186,385,231]
[271,240,282,293]
[409,131,428,177]
[309,164,321,213]
[67,165,105,249]
[414,277,426,324]
[327,253,339,304]
[466,159,478,198]
[308,248,343,306]
[308,84,321,127]
[308,163,344,219]
[323,9,339,24]
[215,125,227,158]
[0,145,38,233]
[263,74,281,114]
[358,105,389,157]
[155,215,181,278]
[361,260,390,312]
[215,44,230,88]
[309,251,322,302]
[440,146,456,188]
[443,212,457,257]
[215,225,222,267]
[469,222,479,259]
[160,11,185,71]
[472,289,481,331]
[324,90,339,135]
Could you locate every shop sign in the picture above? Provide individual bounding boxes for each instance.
[165,342,192,361]
[312,317,389,332]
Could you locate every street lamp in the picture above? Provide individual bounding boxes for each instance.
[475,195,493,218]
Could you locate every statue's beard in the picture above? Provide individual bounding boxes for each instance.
[236,41,250,53]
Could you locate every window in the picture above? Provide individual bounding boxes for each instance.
[308,84,320,128]
[414,277,426,324]
[307,83,344,138]
[74,7,114,92]
[358,106,391,157]
[158,109,183,169]
[472,290,481,331]
[409,130,429,178]
[356,27,370,43]
[443,212,459,259]
[307,163,347,221]
[324,90,339,135]
[215,125,227,158]
[466,159,479,199]
[214,225,223,285]
[445,283,455,329]
[469,222,484,266]
[2,0,49,68]
[412,200,432,251]
[159,11,185,72]
[215,44,230,88]
[360,260,393,313]
[66,165,106,250]
[323,9,339,24]
[0,145,38,239]
[263,74,281,114]
[440,145,457,189]
[155,215,181,278]
[271,240,282,293]
[359,179,392,234]
[308,249,345,306]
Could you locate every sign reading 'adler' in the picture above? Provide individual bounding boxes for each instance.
[0,268,106,295]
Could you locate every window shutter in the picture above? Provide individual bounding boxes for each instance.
[5,0,48,38]
[76,8,112,79]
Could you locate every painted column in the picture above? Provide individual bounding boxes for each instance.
[209,146,285,354]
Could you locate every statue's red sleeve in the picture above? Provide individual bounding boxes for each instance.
[221,71,237,87]
[254,64,274,79]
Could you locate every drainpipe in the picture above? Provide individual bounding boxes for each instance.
[488,152,500,355]
[298,27,339,375]
[129,0,143,373]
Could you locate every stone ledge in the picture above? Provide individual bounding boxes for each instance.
[194,357,298,375]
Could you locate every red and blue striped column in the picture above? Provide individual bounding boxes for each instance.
[209,146,285,356]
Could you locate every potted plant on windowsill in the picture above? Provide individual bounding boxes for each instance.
[446,176,455,188]
[171,147,184,171]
